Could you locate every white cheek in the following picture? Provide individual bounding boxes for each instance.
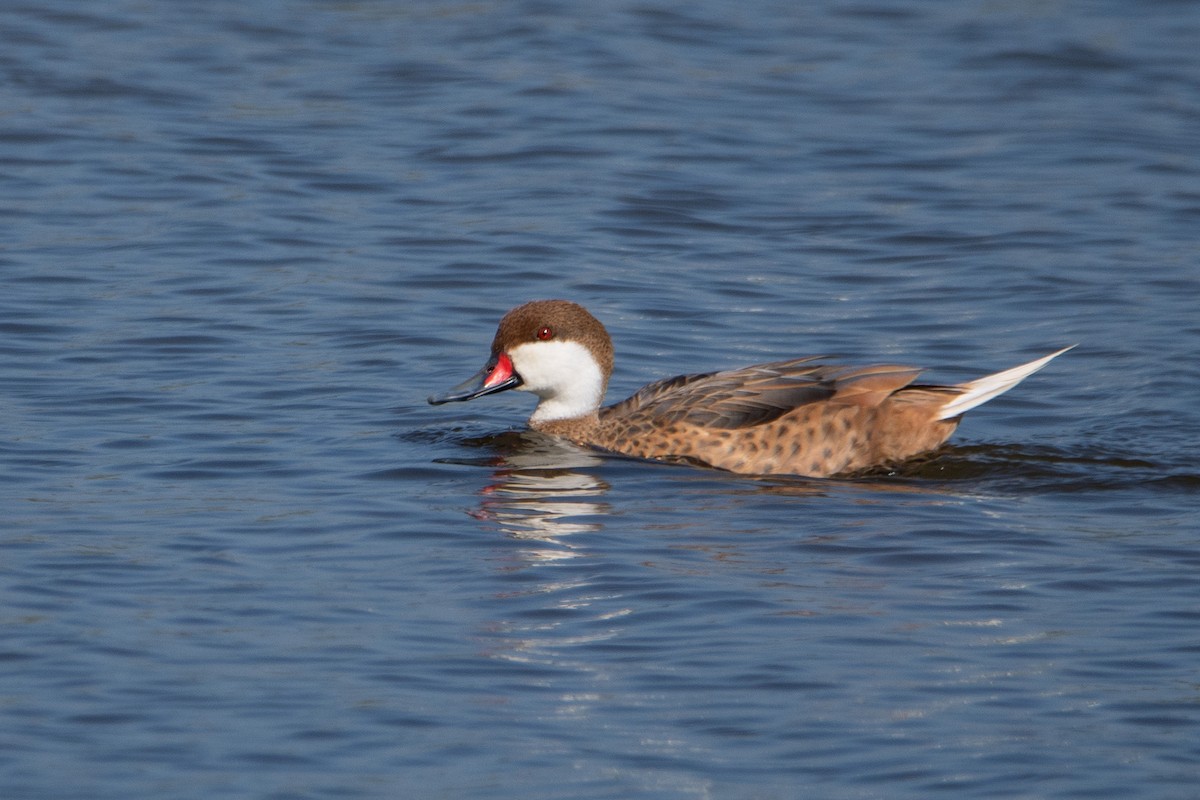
[508,340,604,422]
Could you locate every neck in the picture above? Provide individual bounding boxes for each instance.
[530,397,595,426]
[531,412,601,440]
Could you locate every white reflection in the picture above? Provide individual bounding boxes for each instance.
[467,433,632,710]
[471,432,611,552]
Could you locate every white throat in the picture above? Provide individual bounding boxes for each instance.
[508,340,606,424]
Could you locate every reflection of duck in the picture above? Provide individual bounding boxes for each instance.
[460,432,611,548]
[430,300,1074,477]
[477,468,609,545]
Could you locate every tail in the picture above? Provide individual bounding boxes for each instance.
[934,345,1076,421]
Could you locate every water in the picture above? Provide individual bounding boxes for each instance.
[2,1,1198,798]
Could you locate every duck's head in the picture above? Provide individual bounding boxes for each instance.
[428,300,614,425]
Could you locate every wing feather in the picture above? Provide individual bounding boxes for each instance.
[603,357,922,429]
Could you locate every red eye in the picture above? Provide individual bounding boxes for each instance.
[536,326,554,341]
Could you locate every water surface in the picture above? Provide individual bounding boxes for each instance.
[2,2,1198,798]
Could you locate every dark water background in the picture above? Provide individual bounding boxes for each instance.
[2,2,1199,798]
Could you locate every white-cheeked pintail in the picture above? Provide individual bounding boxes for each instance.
[429,300,1073,477]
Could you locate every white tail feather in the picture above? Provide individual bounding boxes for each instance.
[934,345,1075,421]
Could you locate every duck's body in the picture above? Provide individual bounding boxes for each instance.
[429,300,1072,478]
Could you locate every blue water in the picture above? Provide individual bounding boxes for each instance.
[2,1,1199,798]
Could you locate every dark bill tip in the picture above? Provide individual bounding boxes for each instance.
[428,355,521,405]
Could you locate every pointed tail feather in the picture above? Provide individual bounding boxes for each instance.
[934,345,1076,421]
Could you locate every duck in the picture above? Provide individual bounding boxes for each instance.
[428,300,1073,478]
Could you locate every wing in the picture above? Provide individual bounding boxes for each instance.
[603,357,925,429]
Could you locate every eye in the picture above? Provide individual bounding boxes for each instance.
[536,326,554,341]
